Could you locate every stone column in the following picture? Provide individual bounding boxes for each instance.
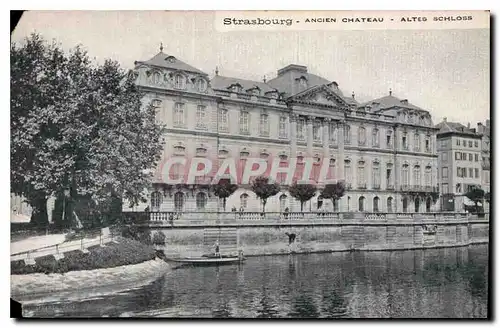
[290,114,297,158]
[322,118,330,157]
[337,120,345,182]
[306,116,314,156]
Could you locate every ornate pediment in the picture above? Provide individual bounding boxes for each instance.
[292,85,348,108]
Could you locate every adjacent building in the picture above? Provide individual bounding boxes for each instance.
[477,120,491,193]
[435,118,483,211]
[129,48,441,214]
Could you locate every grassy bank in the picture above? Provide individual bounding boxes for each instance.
[11,236,157,275]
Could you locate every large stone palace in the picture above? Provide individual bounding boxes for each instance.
[127,48,440,214]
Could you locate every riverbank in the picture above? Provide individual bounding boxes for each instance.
[11,236,171,303]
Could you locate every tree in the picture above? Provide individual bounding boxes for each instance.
[289,182,317,212]
[11,33,165,227]
[212,179,238,211]
[465,187,485,213]
[320,182,346,212]
[250,176,280,213]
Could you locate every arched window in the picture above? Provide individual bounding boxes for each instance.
[151,191,162,211]
[279,194,287,212]
[402,132,408,150]
[174,74,186,89]
[413,165,421,186]
[387,197,393,213]
[402,164,410,186]
[358,126,366,145]
[174,192,185,212]
[344,125,351,144]
[240,193,249,209]
[344,159,352,185]
[414,197,420,213]
[402,197,408,213]
[317,196,324,210]
[196,78,207,92]
[373,196,380,212]
[357,160,366,188]
[386,130,393,148]
[196,192,207,210]
[260,113,269,136]
[426,197,432,212]
[358,196,365,212]
[414,133,421,151]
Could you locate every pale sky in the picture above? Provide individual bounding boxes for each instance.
[11,11,490,126]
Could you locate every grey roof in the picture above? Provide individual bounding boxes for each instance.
[210,75,276,93]
[135,51,207,75]
[267,68,336,98]
[435,120,479,136]
[360,94,424,112]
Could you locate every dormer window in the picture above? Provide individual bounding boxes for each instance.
[174,74,186,89]
[231,84,242,93]
[165,56,176,63]
[401,99,408,105]
[195,78,207,92]
[248,87,260,96]
[298,76,308,90]
[265,90,279,99]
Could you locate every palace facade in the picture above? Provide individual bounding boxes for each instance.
[128,49,440,213]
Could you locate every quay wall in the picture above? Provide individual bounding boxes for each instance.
[142,212,490,257]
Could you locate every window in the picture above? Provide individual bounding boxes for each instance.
[414,165,421,186]
[372,128,380,147]
[474,141,479,147]
[456,139,460,146]
[426,197,432,212]
[455,152,460,160]
[475,168,479,178]
[333,199,339,212]
[240,193,249,209]
[373,197,380,212]
[174,75,186,89]
[402,132,408,150]
[196,192,207,210]
[443,153,448,162]
[279,194,287,212]
[313,121,322,142]
[344,160,352,184]
[232,85,242,93]
[386,130,393,148]
[414,197,420,213]
[173,103,185,127]
[468,153,473,161]
[297,117,305,140]
[462,140,466,147]
[358,127,366,145]
[442,183,449,194]
[372,162,380,188]
[174,192,185,211]
[170,163,183,180]
[218,108,228,132]
[357,161,366,187]
[468,141,473,147]
[442,167,448,178]
[240,111,250,134]
[414,133,420,151]
[329,123,337,143]
[386,164,393,187]
[425,137,431,152]
[387,197,393,213]
[152,72,161,84]
[469,168,473,178]
[196,79,207,92]
[402,164,409,186]
[196,105,206,129]
[151,191,162,211]
[358,196,365,212]
[344,125,351,144]
[475,154,479,162]
[260,113,269,136]
[425,166,432,186]
[279,116,288,138]
[402,197,408,213]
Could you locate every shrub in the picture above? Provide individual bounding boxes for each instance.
[152,231,166,245]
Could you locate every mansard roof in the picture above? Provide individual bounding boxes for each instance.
[435,120,482,137]
[134,51,207,75]
[211,75,276,93]
[360,94,425,112]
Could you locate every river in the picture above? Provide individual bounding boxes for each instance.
[21,244,489,318]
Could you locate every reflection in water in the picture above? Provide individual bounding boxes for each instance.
[23,245,489,318]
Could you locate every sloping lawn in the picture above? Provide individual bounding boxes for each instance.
[11,237,156,275]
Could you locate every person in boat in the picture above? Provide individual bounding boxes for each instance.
[214,240,221,258]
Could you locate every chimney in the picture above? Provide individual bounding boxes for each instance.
[443,117,447,122]
[352,91,355,99]
[477,123,484,133]
[467,122,471,130]
[486,119,490,128]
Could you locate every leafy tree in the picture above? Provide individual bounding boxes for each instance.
[250,176,280,213]
[212,178,238,211]
[289,182,317,212]
[11,33,165,227]
[465,187,485,213]
[320,182,346,212]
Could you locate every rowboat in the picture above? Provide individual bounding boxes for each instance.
[164,253,246,266]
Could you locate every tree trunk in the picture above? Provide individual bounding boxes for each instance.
[300,201,304,212]
[262,199,267,213]
[223,198,226,211]
[29,193,48,227]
